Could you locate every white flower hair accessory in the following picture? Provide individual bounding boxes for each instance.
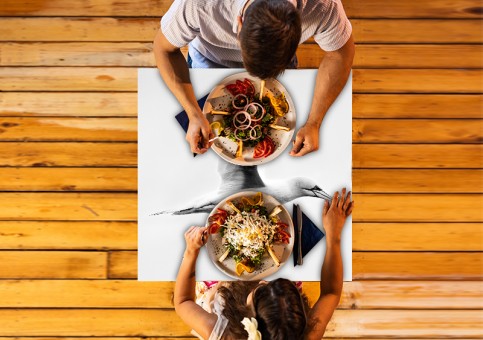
[241,317,262,340]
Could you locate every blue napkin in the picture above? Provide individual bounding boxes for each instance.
[175,94,209,157]
[292,205,325,266]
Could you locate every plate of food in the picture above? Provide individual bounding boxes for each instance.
[203,72,296,165]
[205,191,294,280]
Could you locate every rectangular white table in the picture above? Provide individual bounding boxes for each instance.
[138,68,352,281]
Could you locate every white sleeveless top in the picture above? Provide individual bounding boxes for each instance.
[192,282,229,340]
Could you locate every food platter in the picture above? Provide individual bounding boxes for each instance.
[203,72,296,165]
[205,191,294,280]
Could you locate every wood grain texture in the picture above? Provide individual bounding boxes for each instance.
[1,280,481,309]
[0,221,137,249]
[352,94,483,119]
[2,18,481,43]
[0,92,137,117]
[0,251,106,279]
[2,68,482,93]
[2,43,482,69]
[0,117,137,141]
[0,167,137,191]
[353,223,483,251]
[353,194,483,222]
[0,193,137,221]
[2,93,480,119]
[353,169,483,193]
[353,144,482,168]
[0,309,479,337]
[109,250,483,280]
[353,252,482,280]
[353,119,483,143]
[352,69,483,93]
[0,142,137,167]
[1,0,481,18]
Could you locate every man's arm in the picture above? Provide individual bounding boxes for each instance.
[305,189,353,339]
[153,30,213,153]
[290,35,354,157]
[174,226,217,338]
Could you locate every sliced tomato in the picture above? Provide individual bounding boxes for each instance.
[208,223,221,234]
[253,139,268,159]
[243,78,255,96]
[225,84,239,96]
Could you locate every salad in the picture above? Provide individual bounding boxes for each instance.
[208,192,291,276]
[210,78,290,159]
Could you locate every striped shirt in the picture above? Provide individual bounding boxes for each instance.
[161,0,352,68]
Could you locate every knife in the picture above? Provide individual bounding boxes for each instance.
[296,204,303,265]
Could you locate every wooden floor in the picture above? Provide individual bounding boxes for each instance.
[0,0,482,338]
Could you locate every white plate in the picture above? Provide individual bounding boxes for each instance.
[205,191,294,280]
[203,72,296,166]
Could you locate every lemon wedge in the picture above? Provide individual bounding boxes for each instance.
[210,121,224,135]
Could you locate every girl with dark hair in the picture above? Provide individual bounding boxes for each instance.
[174,189,353,339]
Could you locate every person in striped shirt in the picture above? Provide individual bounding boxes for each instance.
[154,0,354,156]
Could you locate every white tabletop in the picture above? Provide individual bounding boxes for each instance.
[138,68,352,281]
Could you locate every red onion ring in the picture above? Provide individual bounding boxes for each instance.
[244,102,265,122]
[232,94,248,109]
[233,111,251,129]
[249,125,262,140]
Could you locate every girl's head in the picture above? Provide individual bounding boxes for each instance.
[250,278,308,339]
[218,279,308,339]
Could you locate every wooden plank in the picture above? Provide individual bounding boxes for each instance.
[352,19,483,43]
[1,68,481,93]
[353,144,482,168]
[353,223,483,251]
[353,94,483,119]
[2,18,481,43]
[2,43,482,69]
[0,67,137,92]
[109,251,137,279]
[0,168,137,191]
[0,309,478,337]
[0,117,137,141]
[0,251,106,279]
[0,280,481,309]
[354,252,482,280]
[2,93,479,119]
[0,142,137,167]
[0,221,137,249]
[0,193,136,221]
[299,44,483,69]
[353,69,483,93]
[0,0,481,18]
[109,250,483,280]
[0,92,137,117]
[353,119,483,143]
[353,194,483,222]
[0,193,480,222]
[353,170,483,193]
[344,0,483,18]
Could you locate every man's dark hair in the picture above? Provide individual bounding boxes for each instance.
[240,0,302,79]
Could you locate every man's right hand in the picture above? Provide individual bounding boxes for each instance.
[322,188,353,243]
[186,113,214,154]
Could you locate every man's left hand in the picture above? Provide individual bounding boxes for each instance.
[289,123,319,157]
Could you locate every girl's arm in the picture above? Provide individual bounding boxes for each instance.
[305,189,353,340]
[174,226,217,339]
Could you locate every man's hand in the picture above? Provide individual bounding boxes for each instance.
[323,188,353,242]
[289,122,319,157]
[186,114,214,154]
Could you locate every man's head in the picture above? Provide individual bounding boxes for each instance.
[239,0,301,79]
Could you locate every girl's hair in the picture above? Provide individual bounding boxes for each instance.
[254,278,308,339]
[217,279,309,339]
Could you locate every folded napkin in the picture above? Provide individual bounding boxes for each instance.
[175,94,209,157]
[292,205,325,266]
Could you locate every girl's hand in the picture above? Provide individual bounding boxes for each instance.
[323,188,353,243]
[184,226,208,254]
